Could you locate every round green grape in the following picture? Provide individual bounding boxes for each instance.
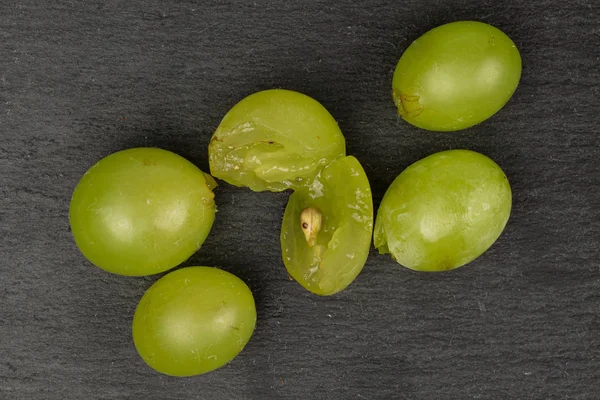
[69,148,217,276]
[374,150,511,272]
[392,21,522,131]
[281,156,373,295]
[208,89,346,192]
[132,267,256,377]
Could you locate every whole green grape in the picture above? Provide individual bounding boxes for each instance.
[281,156,373,295]
[374,150,511,272]
[208,89,346,192]
[69,148,217,276]
[132,267,256,377]
[392,21,522,131]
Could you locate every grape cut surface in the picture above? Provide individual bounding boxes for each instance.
[208,89,346,192]
[281,156,373,295]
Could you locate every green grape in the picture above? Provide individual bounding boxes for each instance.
[392,21,522,131]
[208,89,346,192]
[280,156,373,295]
[69,148,216,276]
[132,267,256,377]
[374,150,511,272]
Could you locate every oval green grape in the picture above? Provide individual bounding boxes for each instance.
[208,89,346,192]
[69,148,216,276]
[374,150,511,272]
[392,21,522,131]
[132,267,256,377]
[281,156,373,295]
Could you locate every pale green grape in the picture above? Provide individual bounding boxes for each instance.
[393,21,522,131]
[69,148,216,276]
[132,267,256,377]
[374,150,511,271]
[208,89,346,192]
[281,156,373,295]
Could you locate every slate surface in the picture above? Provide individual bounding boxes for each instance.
[1,1,599,399]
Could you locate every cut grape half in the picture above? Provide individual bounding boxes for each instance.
[280,156,373,295]
[209,89,346,192]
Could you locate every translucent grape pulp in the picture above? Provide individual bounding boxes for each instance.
[281,156,373,295]
[209,89,346,192]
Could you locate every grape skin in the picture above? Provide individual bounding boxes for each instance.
[69,148,216,276]
[208,89,346,192]
[374,150,511,272]
[132,267,256,376]
[392,21,522,131]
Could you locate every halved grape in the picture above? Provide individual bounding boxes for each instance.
[392,21,522,131]
[132,267,256,377]
[208,89,346,192]
[69,148,216,276]
[281,156,373,295]
[374,150,511,272]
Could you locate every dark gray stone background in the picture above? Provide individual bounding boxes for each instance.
[1,0,599,399]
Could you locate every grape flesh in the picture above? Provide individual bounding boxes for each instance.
[208,89,346,192]
[374,150,511,272]
[132,267,256,377]
[392,21,522,131]
[281,156,373,295]
[69,148,216,276]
